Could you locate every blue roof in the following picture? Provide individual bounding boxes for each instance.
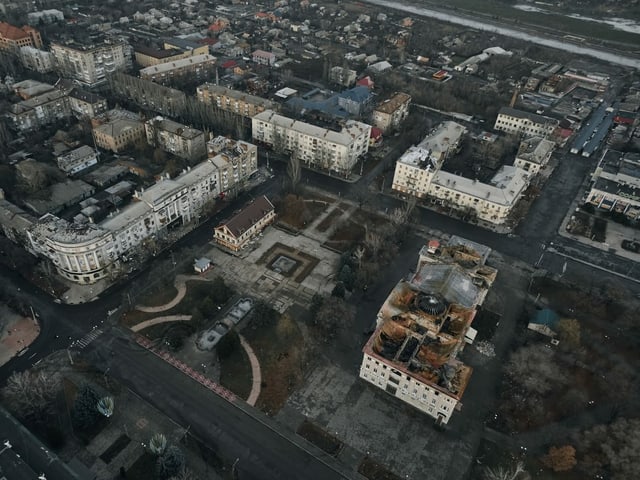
[531,308,559,327]
[285,86,372,119]
[338,85,372,103]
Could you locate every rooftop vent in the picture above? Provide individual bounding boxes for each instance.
[414,292,447,316]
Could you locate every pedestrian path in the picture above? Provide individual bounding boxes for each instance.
[75,328,104,349]
[130,315,192,333]
[239,334,262,406]
[135,275,210,313]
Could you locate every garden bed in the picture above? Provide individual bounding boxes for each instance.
[296,420,343,456]
[315,207,344,232]
[358,456,403,480]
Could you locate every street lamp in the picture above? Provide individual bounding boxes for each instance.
[0,440,12,454]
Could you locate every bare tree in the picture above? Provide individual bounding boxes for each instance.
[314,297,355,338]
[483,461,527,480]
[504,344,569,395]
[364,226,384,258]
[541,445,577,472]
[2,370,61,422]
[287,155,301,193]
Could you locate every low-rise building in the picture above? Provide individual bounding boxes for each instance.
[134,43,209,67]
[360,239,496,425]
[140,54,217,86]
[7,88,70,131]
[93,116,145,153]
[19,46,54,73]
[68,88,108,119]
[56,145,99,175]
[329,66,357,87]
[0,22,42,51]
[586,149,640,220]
[252,49,276,66]
[196,83,275,119]
[372,92,411,132]
[494,106,558,138]
[27,9,64,25]
[51,39,131,86]
[214,195,275,251]
[145,116,206,161]
[513,136,555,175]
[252,110,371,175]
[392,121,530,224]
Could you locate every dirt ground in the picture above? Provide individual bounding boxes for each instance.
[0,312,40,366]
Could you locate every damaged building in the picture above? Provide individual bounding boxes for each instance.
[360,237,496,425]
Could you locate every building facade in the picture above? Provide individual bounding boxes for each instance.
[252,49,276,66]
[145,116,206,161]
[56,145,99,175]
[493,106,558,138]
[360,239,496,424]
[329,66,357,87]
[50,39,131,86]
[67,88,108,119]
[93,118,146,153]
[585,149,640,220]
[252,110,371,175]
[392,121,530,224]
[372,92,411,132]
[0,22,42,51]
[214,195,275,251]
[134,43,209,67]
[196,83,275,119]
[139,54,217,86]
[206,136,258,195]
[7,89,70,131]
[19,46,54,73]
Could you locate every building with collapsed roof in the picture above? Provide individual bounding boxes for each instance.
[513,136,555,176]
[392,121,530,224]
[360,238,497,425]
[372,92,411,133]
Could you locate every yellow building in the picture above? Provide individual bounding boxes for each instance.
[214,196,275,251]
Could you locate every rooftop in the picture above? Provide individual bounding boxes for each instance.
[140,54,217,75]
[399,121,466,168]
[0,22,34,40]
[148,116,204,139]
[375,92,411,114]
[93,118,143,138]
[10,89,67,115]
[254,110,371,146]
[516,136,555,165]
[197,83,275,108]
[69,87,105,104]
[498,106,557,126]
[219,195,274,238]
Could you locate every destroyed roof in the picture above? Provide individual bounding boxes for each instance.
[410,263,480,308]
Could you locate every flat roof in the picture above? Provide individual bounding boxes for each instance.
[140,54,216,75]
[516,136,555,164]
[94,119,143,138]
[148,116,203,139]
[399,121,466,167]
[197,83,274,108]
[253,110,371,146]
[498,106,557,125]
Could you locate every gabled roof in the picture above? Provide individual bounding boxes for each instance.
[218,195,274,238]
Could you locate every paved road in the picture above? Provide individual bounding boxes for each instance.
[87,334,352,480]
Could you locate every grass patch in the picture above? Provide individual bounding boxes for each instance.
[323,220,366,252]
[296,420,343,456]
[243,314,307,415]
[304,199,330,220]
[126,451,156,479]
[358,456,403,480]
[315,207,344,232]
[219,339,253,400]
[136,284,179,309]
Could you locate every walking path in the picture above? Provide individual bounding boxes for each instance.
[130,315,192,332]
[135,275,209,313]
[239,334,262,406]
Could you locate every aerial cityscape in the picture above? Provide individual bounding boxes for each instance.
[0,0,639,479]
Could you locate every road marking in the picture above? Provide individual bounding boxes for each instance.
[76,329,104,349]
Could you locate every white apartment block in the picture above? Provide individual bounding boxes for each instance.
[372,92,411,132]
[493,106,558,138]
[25,140,257,284]
[392,121,530,224]
[20,46,54,73]
[51,40,131,86]
[196,83,275,119]
[513,136,555,175]
[139,54,217,85]
[207,136,258,194]
[252,110,371,175]
[57,145,98,175]
[360,241,497,425]
[145,116,207,161]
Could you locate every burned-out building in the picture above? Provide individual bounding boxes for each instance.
[360,237,496,425]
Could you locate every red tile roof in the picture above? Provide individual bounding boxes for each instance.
[0,22,30,40]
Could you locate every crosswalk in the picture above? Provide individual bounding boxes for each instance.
[74,328,104,349]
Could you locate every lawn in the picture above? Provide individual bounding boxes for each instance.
[242,314,307,415]
[323,220,366,252]
[358,456,403,480]
[315,207,344,232]
[219,340,253,401]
